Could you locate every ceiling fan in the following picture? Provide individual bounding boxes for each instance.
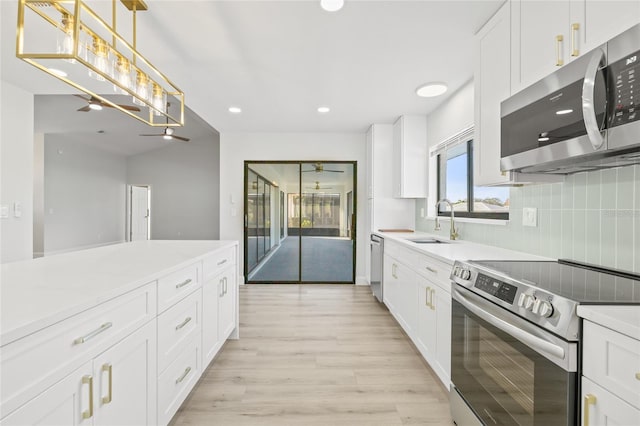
[302,163,344,173]
[139,102,190,141]
[139,127,190,142]
[74,94,140,112]
[305,181,333,190]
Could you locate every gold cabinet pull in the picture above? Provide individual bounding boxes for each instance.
[426,266,437,274]
[430,289,436,311]
[175,366,192,384]
[219,278,224,297]
[635,372,640,380]
[392,264,398,279]
[556,34,564,66]
[571,23,580,56]
[101,364,113,404]
[583,393,596,426]
[217,258,227,266]
[175,316,192,331]
[425,286,431,307]
[82,375,94,419]
[74,322,113,345]
[175,278,192,289]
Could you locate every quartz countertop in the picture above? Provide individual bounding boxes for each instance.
[1,240,237,346]
[373,231,551,265]
[577,305,640,341]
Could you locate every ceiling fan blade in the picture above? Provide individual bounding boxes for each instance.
[102,102,141,112]
[73,94,91,102]
[172,135,190,142]
[323,170,344,173]
[301,170,316,172]
[139,134,165,137]
[77,105,91,112]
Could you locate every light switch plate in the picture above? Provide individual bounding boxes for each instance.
[523,207,537,227]
[13,201,22,218]
[0,205,8,219]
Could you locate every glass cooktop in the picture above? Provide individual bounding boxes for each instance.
[471,260,640,304]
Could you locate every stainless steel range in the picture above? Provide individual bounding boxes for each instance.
[449,259,640,426]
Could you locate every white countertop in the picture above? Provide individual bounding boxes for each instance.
[374,231,551,264]
[1,240,237,346]
[578,305,640,341]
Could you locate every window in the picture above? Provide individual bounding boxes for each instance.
[435,132,509,220]
[287,193,341,236]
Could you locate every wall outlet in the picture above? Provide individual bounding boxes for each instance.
[523,207,537,227]
[420,207,425,217]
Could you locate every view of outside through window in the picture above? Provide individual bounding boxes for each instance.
[288,193,341,236]
[440,142,509,214]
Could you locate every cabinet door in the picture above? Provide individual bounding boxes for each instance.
[202,277,221,366]
[514,0,571,91]
[416,278,436,363]
[474,1,512,186]
[92,320,157,426]
[1,362,93,425]
[392,116,427,198]
[218,266,237,341]
[579,1,640,56]
[434,287,451,386]
[383,254,397,312]
[393,261,418,338]
[581,377,640,426]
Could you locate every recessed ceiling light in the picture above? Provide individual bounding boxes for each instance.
[320,0,344,12]
[317,106,330,113]
[556,109,574,115]
[228,106,242,114]
[416,82,448,98]
[48,68,67,77]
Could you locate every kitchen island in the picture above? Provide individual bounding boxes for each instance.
[1,240,239,425]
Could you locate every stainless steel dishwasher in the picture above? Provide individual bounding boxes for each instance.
[370,234,383,302]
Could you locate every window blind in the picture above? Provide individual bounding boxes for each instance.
[429,125,474,158]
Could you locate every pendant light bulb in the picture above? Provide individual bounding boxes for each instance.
[88,36,111,81]
[57,13,75,63]
[114,55,132,94]
[133,71,150,106]
[151,83,166,117]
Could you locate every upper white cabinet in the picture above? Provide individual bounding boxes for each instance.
[392,115,427,198]
[511,0,640,94]
[474,1,512,186]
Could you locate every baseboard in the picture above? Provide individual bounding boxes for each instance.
[355,276,370,286]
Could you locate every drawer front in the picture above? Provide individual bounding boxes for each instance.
[415,256,452,292]
[158,338,201,426]
[158,263,200,313]
[202,247,236,281]
[583,321,640,409]
[1,283,157,417]
[157,290,202,374]
[582,377,640,425]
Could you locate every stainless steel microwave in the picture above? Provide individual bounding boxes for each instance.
[501,24,640,174]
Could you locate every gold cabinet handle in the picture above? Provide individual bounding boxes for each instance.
[219,278,224,297]
[217,259,227,266]
[430,289,436,311]
[223,277,228,295]
[583,394,596,426]
[82,375,94,419]
[101,364,113,404]
[571,23,580,56]
[175,366,192,384]
[425,286,431,307]
[635,372,640,380]
[175,316,192,331]
[426,266,438,274]
[175,278,192,289]
[556,34,564,66]
[74,322,113,345]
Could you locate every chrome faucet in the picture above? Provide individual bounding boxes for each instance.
[434,199,459,240]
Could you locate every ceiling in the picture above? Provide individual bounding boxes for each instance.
[250,162,354,190]
[1,0,503,137]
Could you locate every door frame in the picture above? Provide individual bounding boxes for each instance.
[243,160,357,284]
[126,184,151,241]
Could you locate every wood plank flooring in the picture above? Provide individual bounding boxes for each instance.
[169,284,453,426]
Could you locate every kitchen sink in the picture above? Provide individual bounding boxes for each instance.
[406,238,449,244]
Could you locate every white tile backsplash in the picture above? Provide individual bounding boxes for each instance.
[415,164,640,273]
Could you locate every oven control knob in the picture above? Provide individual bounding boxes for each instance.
[453,266,461,277]
[534,300,554,318]
[461,269,471,280]
[523,295,535,311]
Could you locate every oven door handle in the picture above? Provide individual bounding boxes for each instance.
[453,287,566,362]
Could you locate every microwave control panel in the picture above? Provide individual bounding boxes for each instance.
[610,49,640,127]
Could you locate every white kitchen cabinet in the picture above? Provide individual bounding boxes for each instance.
[392,115,427,198]
[511,0,640,94]
[383,253,399,313]
[202,276,220,366]
[417,279,436,362]
[218,265,237,343]
[384,253,418,336]
[474,1,513,186]
[2,321,157,426]
[581,377,640,426]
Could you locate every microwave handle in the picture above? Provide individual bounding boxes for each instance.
[582,48,606,150]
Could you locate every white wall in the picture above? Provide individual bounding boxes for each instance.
[44,135,127,254]
[426,80,474,145]
[220,133,367,284]
[127,134,220,240]
[1,81,34,263]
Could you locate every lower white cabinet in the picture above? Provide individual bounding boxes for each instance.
[582,377,640,426]
[218,266,237,342]
[203,264,236,366]
[2,320,157,426]
[383,240,452,388]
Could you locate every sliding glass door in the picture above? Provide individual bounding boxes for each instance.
[244,161,355,284]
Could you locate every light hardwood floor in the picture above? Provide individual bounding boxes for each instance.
[170,284,453,425]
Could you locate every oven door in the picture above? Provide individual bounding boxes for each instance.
[451,286,578,426]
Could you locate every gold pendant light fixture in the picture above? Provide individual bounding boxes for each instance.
[16,0,184,127]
